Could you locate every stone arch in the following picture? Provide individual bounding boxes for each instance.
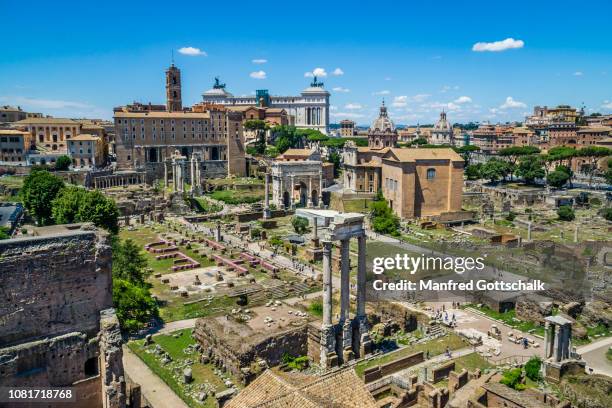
[181,147,189,157]
[299,182,307,207]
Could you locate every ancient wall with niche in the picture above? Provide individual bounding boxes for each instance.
[0,229,113,346]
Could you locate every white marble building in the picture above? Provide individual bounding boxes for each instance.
[201,77,330,135]
[271,160,324,209]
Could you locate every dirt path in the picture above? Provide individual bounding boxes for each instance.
[122,345,189,408]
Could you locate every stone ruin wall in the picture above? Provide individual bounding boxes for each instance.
[0,230,113,345]
[0,228,127,408]
[194,318,308,383]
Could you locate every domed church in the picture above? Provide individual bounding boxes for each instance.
[368,101,398,149]
[429,110,454,145]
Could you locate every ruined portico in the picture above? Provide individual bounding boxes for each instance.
[164,150,204,195]
[319,212,371,368]
[541,315,586,382]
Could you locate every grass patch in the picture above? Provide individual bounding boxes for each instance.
[208,190,263,205]
[354,332,467,378]
[128,329,237,407]
[452,353,493,372]
[466,304,545,337]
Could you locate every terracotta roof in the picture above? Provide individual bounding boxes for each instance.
[0,129,29,135]
[14,117,78,125]
[482,382,549,408]
[384,147,463,162]
[577,126,612,133]
[225,369,377,408]
[114,111,211,118]
[279,148,315,157]
[68,134,100,141]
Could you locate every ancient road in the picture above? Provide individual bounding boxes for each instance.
[122,345,189,408]
[577,336,612,377]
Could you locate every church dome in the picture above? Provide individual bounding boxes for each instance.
[370,102,395,133]
[433,111,452,131]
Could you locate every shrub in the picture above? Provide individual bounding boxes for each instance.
[500,367,525,390]
[602,207,612,221]
[557,205,575,221]
[291,216,309,234]
[524,357,542,381]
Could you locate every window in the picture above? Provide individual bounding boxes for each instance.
[427,168,436,180]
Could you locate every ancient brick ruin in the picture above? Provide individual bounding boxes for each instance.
[0,224,129,408]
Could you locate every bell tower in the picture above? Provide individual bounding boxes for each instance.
[166,64,182,112]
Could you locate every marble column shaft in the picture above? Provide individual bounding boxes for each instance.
[357,234,367,320]
[322,240,333,326]
[340,239,350,322]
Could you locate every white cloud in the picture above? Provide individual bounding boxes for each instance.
[332,68,344,76]
[392,96,408,108]
[249,70,267,79]
[305,67,327,78]
[0,96,92,110]
[500,96,526,109]
[373,90,390,95]
[344,103,362,110]
[411,94,431,102]
[454,96,472,104]
[252,59,267,64]
[178,46,207,56]
[331,112,365,119]
[602,100,612,109]
[330,105,338,111]
[472,38,524,52]
[440,85,459,93]
[384,77,392,81]
[332,87,350,93]
[573,71,583,76]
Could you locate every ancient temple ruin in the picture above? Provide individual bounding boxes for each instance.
[541,315,585,382]
[319,212,372,367]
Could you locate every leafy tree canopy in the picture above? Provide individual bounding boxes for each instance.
[557,205,575,221]
[20,170,65,226]
[112,279,158,333]
[55,155,72,171]
[291,216,309,234]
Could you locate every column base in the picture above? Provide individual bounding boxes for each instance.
[263,208,271,219]
[320,325,337,368]
[342,347,355,363]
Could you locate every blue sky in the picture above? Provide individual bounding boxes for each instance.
[1,0,612,126]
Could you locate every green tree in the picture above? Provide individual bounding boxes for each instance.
[113,279,158,332]
[524,357,542,382]
[20,169,65,225]
[268,235,283,250]
[328,151,341,177]
[481,158,511,183]
[245,119,268,155]
[465,163,482,180]
[323,138,346,149]
[55,155,72,171]
[52,186,87,224]
[516,155,545,184]
[576,146,610,186]
[112,238,150,286]
[602,207,612,222]
[370,193,401,236]
[291,216,309,234]
[410,137,428,146]
[547,170,570,188]
[77,190,119,233]
[52,187,119,233]
[499,146,541,180]
[271,125,303,153]
[455,145,480,166]
[557,205,575,221]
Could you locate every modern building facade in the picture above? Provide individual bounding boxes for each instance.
[0,129,32,164]
[201,77,330,135]
[68,134,105,169]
